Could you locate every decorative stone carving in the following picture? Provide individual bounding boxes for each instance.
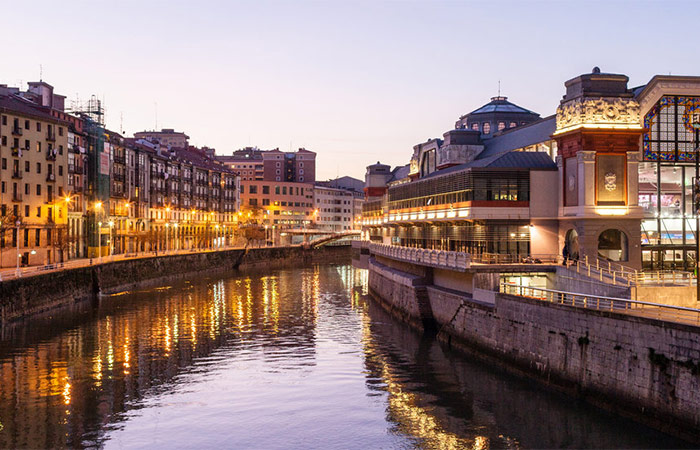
[577,151,596,162]
[555,97,642,135]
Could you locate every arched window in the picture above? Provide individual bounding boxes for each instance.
[598,229,628,262]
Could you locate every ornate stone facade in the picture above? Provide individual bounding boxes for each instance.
[555,97,642,135]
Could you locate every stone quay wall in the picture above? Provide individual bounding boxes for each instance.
[368,257,700,443]
[0,245,350,323]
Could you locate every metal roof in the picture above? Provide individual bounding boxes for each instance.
[467,96,538,116]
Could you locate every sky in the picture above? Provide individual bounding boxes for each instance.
[3,0,700,180]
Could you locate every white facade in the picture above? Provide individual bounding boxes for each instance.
[313,186,356,231]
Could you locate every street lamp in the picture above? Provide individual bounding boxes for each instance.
[98,221,103,263]
[165,223,170,253]
[15,220,21,277]
[108,221,114,258]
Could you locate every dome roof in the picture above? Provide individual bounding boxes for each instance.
[468,96,537,115]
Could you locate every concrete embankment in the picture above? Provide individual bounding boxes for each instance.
[368,257,700,443]
[0,245,349,323]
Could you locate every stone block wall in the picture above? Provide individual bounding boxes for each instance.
[0,245,350,323]
[369,260,700,442]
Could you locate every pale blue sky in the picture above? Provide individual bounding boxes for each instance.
[3,0,700,179]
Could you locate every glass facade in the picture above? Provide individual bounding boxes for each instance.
[641,95,700,269]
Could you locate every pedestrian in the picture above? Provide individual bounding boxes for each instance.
[562,244,569,266]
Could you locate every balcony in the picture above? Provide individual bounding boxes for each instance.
[12,192,22,202]
[46,173,56,182]
[68,164,75,173]
[46,130,56,141]
[114,155,126,165]
[46,148,57,161]
[12,126,22,136]
[12,170,22,179]
[11,146,21,157]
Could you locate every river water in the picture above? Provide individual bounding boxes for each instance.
[0,262,691,449]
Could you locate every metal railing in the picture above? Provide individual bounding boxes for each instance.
[0,244,251,282]
[369,243,470,271]
[633,270,695,286]
[500,283,700,325]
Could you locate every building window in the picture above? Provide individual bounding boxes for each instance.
[36,122,41,132]
[37,207,41,217]
[36,163,41,173]
[24,205,29,217]
[483,122,491,134]
[262,185,269,194]
[498,122,506,131]
[471,123,479,131]
[249,185,257,194]
[509,122,517,128]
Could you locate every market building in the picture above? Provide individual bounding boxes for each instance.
[361,68,700,271]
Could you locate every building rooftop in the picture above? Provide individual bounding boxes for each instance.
[466,96,538,116]
[479,115,556,159]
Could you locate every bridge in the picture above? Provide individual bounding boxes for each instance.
[306,230,361,248]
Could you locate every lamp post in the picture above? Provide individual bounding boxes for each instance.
[15,220,21,277]
[165,223,170,253]
[108,221,114,258]
[98,221,103,263]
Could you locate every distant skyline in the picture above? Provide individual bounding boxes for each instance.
[4,0,700,180]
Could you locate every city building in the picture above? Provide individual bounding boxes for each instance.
[362,68,700,271]
[0,91,71,267]
[217,147,265,181]
[239,180,314,229]
[313,186,357,231]
[218,147,316,183]
[133,128,189,148]
[0,80,242,267]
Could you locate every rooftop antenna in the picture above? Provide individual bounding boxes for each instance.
[39,64,43,82]
[120,112,124,134]
[498,80,501,97]
[154,102,158,130]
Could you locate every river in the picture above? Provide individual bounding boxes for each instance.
[0,262,691,449]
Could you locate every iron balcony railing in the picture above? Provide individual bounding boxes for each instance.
[500,283,700,326]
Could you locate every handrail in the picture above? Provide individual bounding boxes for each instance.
[369,242,470,271]
[500,283,700,325]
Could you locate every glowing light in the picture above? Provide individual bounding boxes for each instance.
[595,207,629,216]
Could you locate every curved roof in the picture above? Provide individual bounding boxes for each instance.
[467,96,537,116]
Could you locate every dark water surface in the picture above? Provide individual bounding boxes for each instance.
[0,263,691,449]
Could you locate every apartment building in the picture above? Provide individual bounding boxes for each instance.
[133,128,189,148]
[0,93,70,267]
[313,186,358,231]
[218,147,316,183]
[240,180,314,229]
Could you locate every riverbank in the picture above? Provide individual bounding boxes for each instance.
[0,245,350,323]
[366,256,700,444]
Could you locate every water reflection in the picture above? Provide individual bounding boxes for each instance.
[0,264,690,449]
